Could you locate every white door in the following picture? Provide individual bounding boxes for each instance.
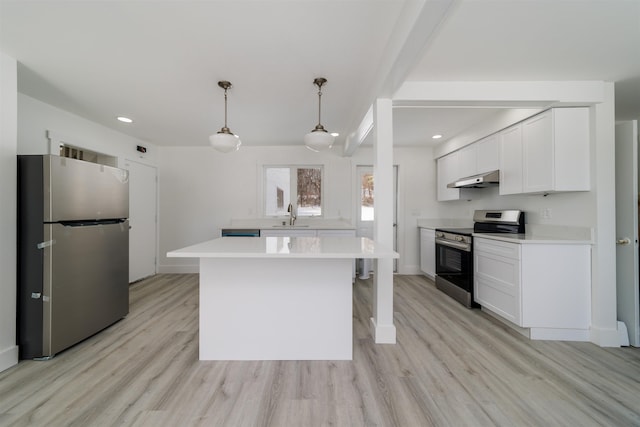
[125,160,158,283]
[615,121,639,346]
[356,165,397,272]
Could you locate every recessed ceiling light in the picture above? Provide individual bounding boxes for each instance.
[432,134,442,139]
[117,116,133,123]
[330,132,339,137]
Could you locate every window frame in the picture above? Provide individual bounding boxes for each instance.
[262,164,324,218]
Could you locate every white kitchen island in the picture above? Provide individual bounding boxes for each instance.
[167,236,398,361]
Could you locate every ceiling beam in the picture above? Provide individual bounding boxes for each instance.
[342,0,457,157]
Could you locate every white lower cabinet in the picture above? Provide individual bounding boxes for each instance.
[261,229,356,237]
[260,229,317,237]
[419,228,435,279]
[474,238,521,324]
[474,237,591,341]
[316,229,356,237]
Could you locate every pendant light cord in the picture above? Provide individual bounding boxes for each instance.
[223,87,228,130]
[317,86,322,127]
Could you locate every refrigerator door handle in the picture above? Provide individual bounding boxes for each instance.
[59,218,126,227]
[37,240,55,249]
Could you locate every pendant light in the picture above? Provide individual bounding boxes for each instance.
[209,80,241,153]
[304,77,335,152]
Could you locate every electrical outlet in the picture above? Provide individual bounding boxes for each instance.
[541,208,552,219]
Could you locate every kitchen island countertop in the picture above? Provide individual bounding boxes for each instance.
[167,236,398,259]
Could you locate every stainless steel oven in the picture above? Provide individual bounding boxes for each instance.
[435,210,525,308]
[435,229,476,308]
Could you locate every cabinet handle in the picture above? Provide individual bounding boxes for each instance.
[617,238,631,245]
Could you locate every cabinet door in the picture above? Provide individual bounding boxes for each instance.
[499,124,523,195]
[522,110,553,193]
[437,151,460,201]
[476,134,499,174]
[260,229,317,237]
[520,244,591,329]
[419,228,435,278]
[458,144,477,178]
[474,238,522,325]
[316,229,356,237]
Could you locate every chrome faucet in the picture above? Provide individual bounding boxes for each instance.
[287,203,297,226]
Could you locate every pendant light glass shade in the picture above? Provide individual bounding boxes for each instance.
[304,129,334,152]
[209,132,241,153]
[305,77,335,152]
[210,80,241,153]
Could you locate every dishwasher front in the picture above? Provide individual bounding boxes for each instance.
[220,229,260,237]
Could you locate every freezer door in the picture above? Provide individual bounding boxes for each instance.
[45,155,129,221]
[42,221,129,357]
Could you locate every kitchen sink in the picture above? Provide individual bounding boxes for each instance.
[271,224,310,228]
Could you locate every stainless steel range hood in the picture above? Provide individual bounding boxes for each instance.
[447,170,500,189]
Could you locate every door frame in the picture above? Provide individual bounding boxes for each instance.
[615,120,639,346]
[355,165,398,272]
[124,159,158,283]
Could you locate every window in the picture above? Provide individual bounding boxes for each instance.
[265,166,323,217]
[360,172,374,221]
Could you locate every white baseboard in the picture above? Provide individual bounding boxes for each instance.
[617,321,630,346]
[530,327,590,342]
[590,325,622,347]
[0,345,19,373]
[158,264,199,274]
[398,264,421,275]
[370,317,396,344]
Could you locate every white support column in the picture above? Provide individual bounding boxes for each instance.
[371,98,396,344]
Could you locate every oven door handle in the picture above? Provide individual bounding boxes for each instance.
[436,238,471,252]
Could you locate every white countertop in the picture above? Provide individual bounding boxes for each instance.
[223,218,356,230]
[167,236,399,259]
[473,232,593,245]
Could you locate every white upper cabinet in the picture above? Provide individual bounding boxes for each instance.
[476,134,499,174]
[522,108,590,194]
[457,143,477,178]
[499,124,524,195]
[437,107,589,200]
[437,151,460,201]
[500,108,590,195]
[437,151,473,201]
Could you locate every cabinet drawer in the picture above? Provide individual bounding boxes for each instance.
[475,275,520,325]
[474,242,522,325]
[474,238,520,260]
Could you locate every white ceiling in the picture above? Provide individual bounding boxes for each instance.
[1,0,639,152]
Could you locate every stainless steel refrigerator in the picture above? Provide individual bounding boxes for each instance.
[17,155,130,359]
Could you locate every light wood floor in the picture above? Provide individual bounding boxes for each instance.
[1,274,640,426]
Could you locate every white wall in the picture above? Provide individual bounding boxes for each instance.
[434,185,595,227]
[0,52,19,372]
[158,145,437,274]
[17,93,158,168]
